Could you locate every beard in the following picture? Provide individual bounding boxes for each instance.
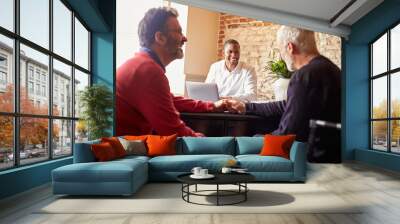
[281,52,295,72]
[175,47,184,59]
[166,38,184,59]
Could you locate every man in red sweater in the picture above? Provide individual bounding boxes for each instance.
[117,7,225,137]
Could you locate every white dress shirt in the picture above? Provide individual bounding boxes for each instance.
[205,60,257,101]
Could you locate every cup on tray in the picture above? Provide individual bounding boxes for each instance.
[221,167,232,174]
[191,167,202,176]
[199,168,208,176]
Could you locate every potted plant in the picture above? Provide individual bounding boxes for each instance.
[265,59,293,101]
[79,84,113,140]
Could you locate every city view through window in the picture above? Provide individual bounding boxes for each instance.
[371,23,400,154]
[0,0,90,170]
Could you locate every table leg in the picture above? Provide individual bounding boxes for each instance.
[181,184,183,200]
[245,183,247,201]
[217,184,219,206]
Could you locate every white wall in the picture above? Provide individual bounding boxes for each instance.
[184,7,219,82]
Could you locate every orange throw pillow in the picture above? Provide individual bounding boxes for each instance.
[91,142,117,161]
[146,134,177,157]
[260,134,296,159]
[101,137,126,158]
[124,135,149,141]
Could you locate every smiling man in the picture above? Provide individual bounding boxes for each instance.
[205,39,257,101]
[116,7,226,137]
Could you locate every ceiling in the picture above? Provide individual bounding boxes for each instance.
[172,0,384,38]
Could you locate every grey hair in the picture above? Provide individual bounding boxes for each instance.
[276,26,318,54]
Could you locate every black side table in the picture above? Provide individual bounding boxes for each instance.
[177,173,255,206]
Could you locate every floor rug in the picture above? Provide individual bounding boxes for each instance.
[38,183,361,214]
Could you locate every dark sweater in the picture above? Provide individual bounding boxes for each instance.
[246,55,341,162]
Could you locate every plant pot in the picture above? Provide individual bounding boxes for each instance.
[272,78,291,101]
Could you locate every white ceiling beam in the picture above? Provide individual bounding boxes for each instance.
[171,0,351,38]
[330,0,368,27]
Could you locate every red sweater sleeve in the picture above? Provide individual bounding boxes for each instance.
[135,65,201,137]
[172,95,215,112]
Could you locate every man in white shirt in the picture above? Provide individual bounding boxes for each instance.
[205,39,257,102]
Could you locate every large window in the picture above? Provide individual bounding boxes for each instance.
[370,23,400,154]
[0,0,91,170]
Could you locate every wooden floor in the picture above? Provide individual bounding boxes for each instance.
[1,162,400,224]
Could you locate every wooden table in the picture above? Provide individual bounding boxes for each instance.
[180,112,280,137]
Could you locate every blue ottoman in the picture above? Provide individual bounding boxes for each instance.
[52,157,148,196]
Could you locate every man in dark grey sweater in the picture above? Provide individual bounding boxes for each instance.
[227,26,341,163]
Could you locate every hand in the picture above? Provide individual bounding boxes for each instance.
[194,132,205,137]
[212,99,227,112]
[226,99,246,114]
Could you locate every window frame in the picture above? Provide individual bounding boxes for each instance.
[370,20,400,154]
[0,0,92,171]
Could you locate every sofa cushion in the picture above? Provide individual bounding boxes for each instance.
[148,154,235,172]
[52,159,146,183]
[236,155,293,172]
[101,137,127,158]
[179,137,235,155]
[115,155,150,163]
[124,135,148,141]
[91,142,118,161]
[119,138,147,156]
[147,134,177,157]
[52,158,148,195]
[236,137,263,155]
[74,140,100,163]
[260,134,296,159]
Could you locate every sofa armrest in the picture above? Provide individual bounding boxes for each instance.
[289,141,307,181]
[73,140,100,163]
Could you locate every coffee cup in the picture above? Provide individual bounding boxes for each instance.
[191,167,202,176]
[199,169,208,176]
[221,167,232,173]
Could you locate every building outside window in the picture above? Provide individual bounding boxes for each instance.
[0,71,6,83]
[28,66,34,79]
[35,83,40,95]
[28,81,34,94]
[35,70,40,81]
[0,54,7,67]
[370,23,400,154]
[41,85,46,97]
[0,0,91,170]
[41,73,46,83]
[0,54,7,89]
[54,88,58,104]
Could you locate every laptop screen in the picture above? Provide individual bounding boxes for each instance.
[185,81,219,102]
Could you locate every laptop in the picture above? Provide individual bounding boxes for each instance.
[185,81,220,102]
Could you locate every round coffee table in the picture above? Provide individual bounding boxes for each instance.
[177,173,255,206]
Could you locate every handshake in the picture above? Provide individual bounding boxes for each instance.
[212,98,246,114]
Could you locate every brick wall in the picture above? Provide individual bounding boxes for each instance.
[217,13,341,100]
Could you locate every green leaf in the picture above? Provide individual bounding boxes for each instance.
[79,84,113,140]
[264,59,293,79]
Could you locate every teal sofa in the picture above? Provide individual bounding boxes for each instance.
[52,137,307,196]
